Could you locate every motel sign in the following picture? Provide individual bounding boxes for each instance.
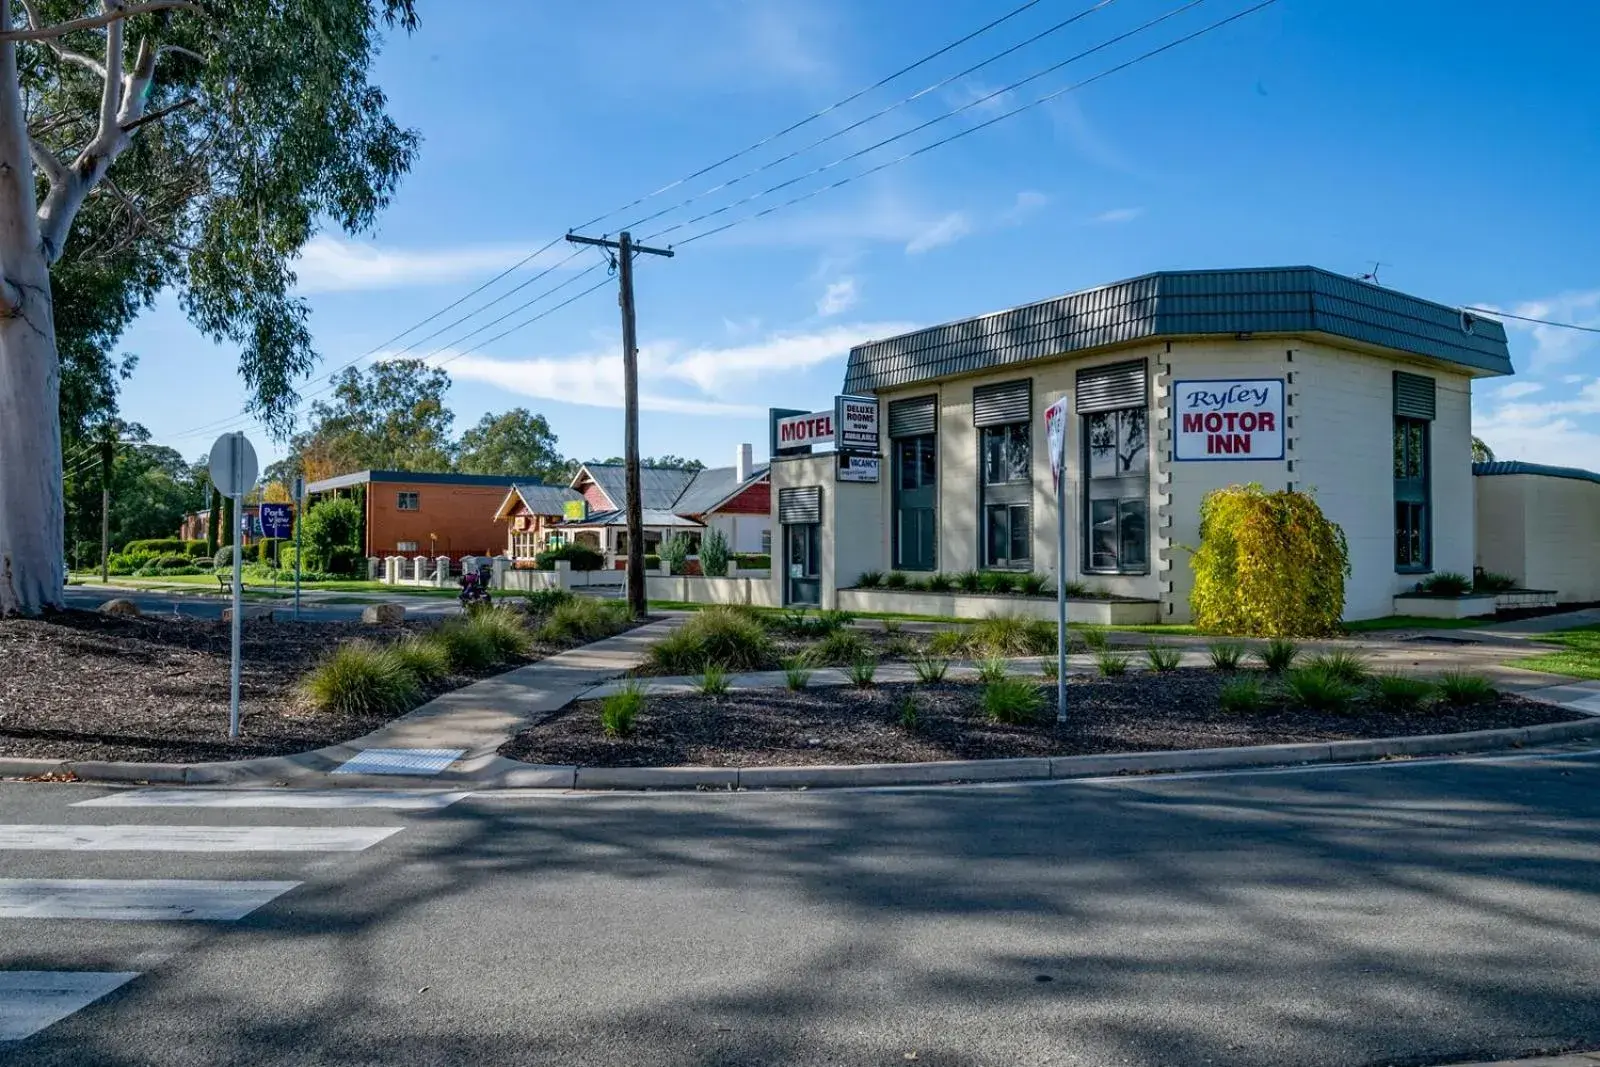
[1172,379,1286,461]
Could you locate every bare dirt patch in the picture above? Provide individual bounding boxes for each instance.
[501,669,1576,768]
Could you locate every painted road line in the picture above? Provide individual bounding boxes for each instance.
[332,748,465,776]
[0,879,300,921]
[0,825,401,852]
[76,789,469,810]
[0,971,139,1042]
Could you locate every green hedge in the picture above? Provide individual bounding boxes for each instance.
[535,543,604,571]
[123,538,186,556]
[257,537,288,565]
[733,553,771,569]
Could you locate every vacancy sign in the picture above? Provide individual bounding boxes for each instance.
[1173,379,1285,461]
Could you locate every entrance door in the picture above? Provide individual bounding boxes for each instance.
[785,523,821,606]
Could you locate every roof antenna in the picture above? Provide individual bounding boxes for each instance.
[1356,261,1385,285]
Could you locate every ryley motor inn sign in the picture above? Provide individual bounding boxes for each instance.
[1172,379,1285,461]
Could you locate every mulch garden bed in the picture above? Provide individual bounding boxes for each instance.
[0,608,580,765]
[501,668,1578,768]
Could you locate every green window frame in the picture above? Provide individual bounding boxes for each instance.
[979,421,1031,569]
[1082,407,1149,574]
[1394,416,1430,571]
[892,434,937,571]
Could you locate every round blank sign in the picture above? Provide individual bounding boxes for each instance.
[208,432,259,497]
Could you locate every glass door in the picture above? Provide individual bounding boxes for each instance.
[785,523,821,606]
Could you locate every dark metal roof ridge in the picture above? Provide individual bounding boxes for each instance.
[843,266,1514,394]
[1473,460,1600,486]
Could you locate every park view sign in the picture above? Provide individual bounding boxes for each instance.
[1172,379,1285,461]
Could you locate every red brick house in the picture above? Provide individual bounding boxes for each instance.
[306,470,533,559]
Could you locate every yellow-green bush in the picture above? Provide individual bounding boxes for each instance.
[1189,484,1349,637]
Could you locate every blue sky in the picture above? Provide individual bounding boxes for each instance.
[120,0,1600,472]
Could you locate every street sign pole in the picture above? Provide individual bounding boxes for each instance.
[1056,452,1068,723]
[209,431,257,741]
[291,477,305,621]
[1045,397,1070,723]
[229,443,244,740]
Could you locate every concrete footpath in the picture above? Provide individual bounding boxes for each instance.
[1444,1055,1600,1067]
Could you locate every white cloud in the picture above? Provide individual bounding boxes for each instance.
[428,321,916,417]
[294,235,576,294]
[905,211,972,254]
[1474,376,1600,469]
[1491,381,1544,400]
[816,277,858,316]
[1089,207,1144,225]
[1564,374,1587,384]
[1471,289,1600,370]
[1002,190,1049,223]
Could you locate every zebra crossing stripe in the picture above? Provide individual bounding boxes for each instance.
[76,789,469,810]
[0,879,300,921]
[0,971,139,1042]
[0,825,400,852]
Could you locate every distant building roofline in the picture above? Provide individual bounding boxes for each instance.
[305,469,542,493]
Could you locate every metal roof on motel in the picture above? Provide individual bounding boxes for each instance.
[1473,461,1600,486]
[842,267,1515,395]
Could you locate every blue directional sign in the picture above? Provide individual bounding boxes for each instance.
[259,502,294,539]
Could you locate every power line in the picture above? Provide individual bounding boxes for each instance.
[617,0,1121,235]
[594,0,1054,223]
[648,0,1213,243]
[1463,308,1600,335]
[671,0,1276,248]
[152,0,1059,446]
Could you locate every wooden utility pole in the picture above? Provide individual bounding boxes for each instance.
[98,436,114,583]
[564,230,675,621]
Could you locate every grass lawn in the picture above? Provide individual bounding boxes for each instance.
[1341,615,1491,633]
[1513,624,1600,680]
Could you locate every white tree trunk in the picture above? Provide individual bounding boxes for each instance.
[0,3,64,614]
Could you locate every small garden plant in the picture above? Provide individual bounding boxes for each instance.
[912,653,950,683]
[695,662,732,697]
[649,606,774,673]
[855,570,883,588]
[883,571,909,589]
[1095,649,1131,677]
[1437,671,1496,705]
[601,681,646,737]
[1218,675,1264,714]
[392,634,450,684]
[1146,644,1182,672]
[1305,650,1368,684]
[1207,642,1246,671]
[927,629,968,657]
[814,628,871,667]
[1373,673,1434,710]
[1284,666,1357,713]
[981,676,1045,724]
[782,654,813,691]
[1256,638,1300,673]
[846,655,878,688]
[897,693,920,730]
[1416,571,1472,596]
[976,656,1009,684]
[1473,571,1516,593]
[301,641,420,716]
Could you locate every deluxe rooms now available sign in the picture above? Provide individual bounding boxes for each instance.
[1172,379,1285,461]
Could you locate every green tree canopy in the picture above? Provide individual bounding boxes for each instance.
[595,454,705,472]
[456,408,569,482]
[289,358,455,477]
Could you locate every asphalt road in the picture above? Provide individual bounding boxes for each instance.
[61,585,463,622]
[2,749,1599,1066]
